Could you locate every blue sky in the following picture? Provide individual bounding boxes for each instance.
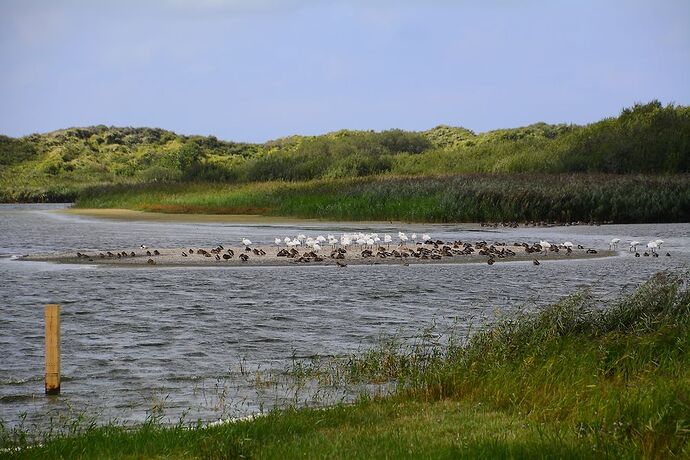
[1,0,688,142]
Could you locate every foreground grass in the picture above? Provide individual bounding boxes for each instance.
[2,273,689,458]
[75,173,690,223]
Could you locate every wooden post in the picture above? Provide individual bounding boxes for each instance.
[45,304,60,395]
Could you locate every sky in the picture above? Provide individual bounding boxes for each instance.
[1,0,689,142]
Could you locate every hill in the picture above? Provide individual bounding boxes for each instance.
[0,100,689,203]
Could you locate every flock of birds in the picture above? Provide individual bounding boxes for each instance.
[72,233,671,266]
[609,238,670,257]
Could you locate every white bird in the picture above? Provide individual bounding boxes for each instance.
[422,234,431,242]
[383,234,392,247]
[654,239,664,248]
[540,240,551,254]
[140,244,148,249]
[562,241,574,249]
[398,232,408,245]
[629,241,640,252]
[284,237,291,244]
[647,241,658,254]
[242,238,252,247]
[610,238,621,250]
[313,243,321,252]
[316,235,326,244]
[275,238,282,246]
[411,233,417,241]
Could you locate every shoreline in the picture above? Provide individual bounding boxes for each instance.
[18,243,614,268]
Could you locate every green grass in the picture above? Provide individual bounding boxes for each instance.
[2,101,689,204]
[75,173,690,223]
[2,272,689,458]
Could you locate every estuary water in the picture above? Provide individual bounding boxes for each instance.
[0,204,688,429]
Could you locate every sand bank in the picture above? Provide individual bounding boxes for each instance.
[19,243,613,268]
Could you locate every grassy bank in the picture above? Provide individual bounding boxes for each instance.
[75,173,690,223]
[2,273,689,458]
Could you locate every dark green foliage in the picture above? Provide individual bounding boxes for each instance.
[2,102,689,206]
[0,136,37,166]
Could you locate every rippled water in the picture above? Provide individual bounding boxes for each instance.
[1,204,688,428]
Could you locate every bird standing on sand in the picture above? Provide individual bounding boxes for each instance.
[610,238,620,250]
[242,238,252,249]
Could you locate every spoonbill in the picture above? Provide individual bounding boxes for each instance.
[422,234,431,243]
[242,238,252,247]
[274,238,282,247]
[629,241,640,252]
[539,241,551,254]
[609,238,620,250]
[647,241,658,254]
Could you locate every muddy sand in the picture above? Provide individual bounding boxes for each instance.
[19,242,612,268]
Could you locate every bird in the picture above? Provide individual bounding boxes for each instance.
[383,234,392,248]
[629,241,640,252]
[181,251,188,257]
[562,241,574,249]
[539,241,551,254]
[147,258,155,265]
[647,241,658,254]
[609,238,620,250]
[422,234,431,242]
[533,259,540,265]
[275,238,282,247]
[398,232,409,246]
[140,244,148,249]
[336,260,347,267]
[242,238,252,248]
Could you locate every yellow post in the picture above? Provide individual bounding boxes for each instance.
[45,304,60,395]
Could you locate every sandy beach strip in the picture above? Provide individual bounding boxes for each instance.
[18,243,613,268]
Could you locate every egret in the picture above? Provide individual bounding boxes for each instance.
[609,238,621,250]
[629,241,640,252]
[242,238,252,247]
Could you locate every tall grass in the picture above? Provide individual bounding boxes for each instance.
[75,173,690,223]
[2,273,688,458]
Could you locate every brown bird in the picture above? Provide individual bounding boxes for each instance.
[147,258,156,265]
[239,253,249,261]
[533,259,540,265]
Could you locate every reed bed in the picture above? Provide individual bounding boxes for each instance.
[75,173,690,223]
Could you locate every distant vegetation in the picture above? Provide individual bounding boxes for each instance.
[3,273,689,457]
[1,100,689,222]
[76,174,690,223]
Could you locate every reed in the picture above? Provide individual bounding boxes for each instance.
[2,273,688,458]
[75,173,690,223]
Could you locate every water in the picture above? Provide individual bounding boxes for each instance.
[1,204,688,428]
